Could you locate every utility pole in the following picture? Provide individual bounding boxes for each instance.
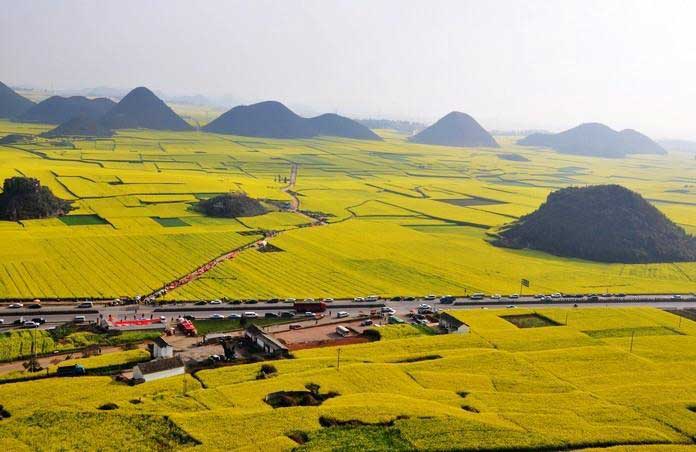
[629,331,635,353]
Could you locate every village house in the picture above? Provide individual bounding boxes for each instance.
[149,336,174,359]
[439,312,470,334]
[244,324,289,357]
[132,356,185,382]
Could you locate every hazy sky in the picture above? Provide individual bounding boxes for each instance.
[2,0,696,138]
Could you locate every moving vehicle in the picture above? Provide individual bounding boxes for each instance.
[22,321,39,328]
[74,315,86,323]
[293,300,327,313]
[424,294,436,300]
[31,317,46,324]
[209,314,225,320]
[243,312,258,318]
[509,294,520,299]
[440,295,455,303]
[336,325,350,337]
[57,364,86,377]
[491,294,501,300]
[227,313,241,319]
[209,300,222,305]
[27,303,42,309]
[322,298,334,303]
[264,312,280,318]
[280,311,295,318]
[77,301,93,308]
[8,303,23,309]
[336,311,349,318]
[365,295,379,301]
[353,297,365,302]
[470,293,484,300]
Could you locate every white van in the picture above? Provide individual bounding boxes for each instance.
[336,325,350,337]
[336,311,349,318]
[74,315,86,323]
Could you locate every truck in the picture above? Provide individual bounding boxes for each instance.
[177,318,197,336]
[293,300,327,313]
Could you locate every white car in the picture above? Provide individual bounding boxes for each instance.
[424,294,436,300]
[243,312,258,318]
[210,314,225,320]
[8,303,23,309]
[381,306,395,314]
[23,321,39,329]
[418,303,432,309]
[209,300,222,305]
[227,313,242,319]
[551,293,562,299]
[159,316,167,322]
[304,298,315,302]
[353,297,365,302]
[336,311,349,318]
[285,298,297,303]
[365,295,379,301]
[509,294,520,299]
[304,312,316,317]
[491,294,501,300]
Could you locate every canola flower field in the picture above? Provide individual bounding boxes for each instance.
[0,120,694,300]
[0,307,695,450]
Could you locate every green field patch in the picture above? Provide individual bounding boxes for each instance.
[295,425,412,451]
[583,326,684,339]
[501,313,561,328]
[437,196,506,207]
[59,214,110,226]
[151,217,190,227]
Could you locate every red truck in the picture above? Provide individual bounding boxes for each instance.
[293,300,327,313]
[177,319,197,336]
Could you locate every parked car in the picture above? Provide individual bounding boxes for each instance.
[551,293,562,299]
[280,311,295,319]
[226,313,241,320]
[73,315,86,323]
[209,314,225,320]
[209,300,222,305]
[404,296,416,301]
[304,311,316,318]
[184,314,196,321]
[285,298,297,303]
[8,303,23,309]
[264,312,280,318]
[424,294,436,300]
[322,298,334,303]
[31,317,46,325]
[353,297,365,302]
[22,321,39,329]
[13,318,24,325]
[365,295,379,301]
[508,294,520,299]
[289,323,302,330]
[391,296,403,301]
[0,319,4,324]
[507,305,517,309]
[27,303,42,309]
[267,298,280,303]
[672,294,683,300]
[243,312,258,318]
[336,311,349,318]
[77,301,93,308]
[194,301,207,306]
[491,294,501,300]
[360,319,373,326]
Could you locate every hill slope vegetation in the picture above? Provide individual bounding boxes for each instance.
[41,116,114,138]
[16,96,115,124]
[194,192,267,218]
[203,101,381,140]
[0,177,72,221]
[493,184,696,263]
[408,111,499,148]
[0,82,35,118]
[100,87,193,131]
[518,123,666,158]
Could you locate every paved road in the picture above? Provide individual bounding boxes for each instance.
[1,294,695,331]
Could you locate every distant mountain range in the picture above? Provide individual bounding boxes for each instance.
[409,111,499,148]
[356,118,425,135]
[100,87,193,131]
[0,81,35,118]
[203,101,382,141]
[518,123,666,158]
[659,139,696,153]
[41,116,114,138]
[16,96,115,124]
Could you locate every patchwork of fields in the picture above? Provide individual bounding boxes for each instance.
[1,307,695,450]
[0,120,694,299]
